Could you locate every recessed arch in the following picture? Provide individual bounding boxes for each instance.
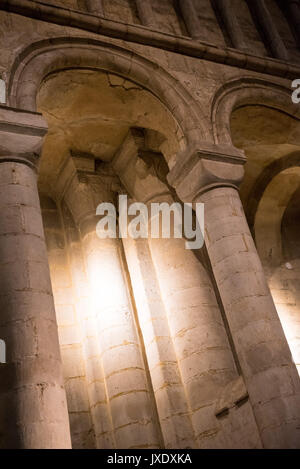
[211,77,300,145]
[7,36,206,145]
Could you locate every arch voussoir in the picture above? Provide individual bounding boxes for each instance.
[7,37,206,145]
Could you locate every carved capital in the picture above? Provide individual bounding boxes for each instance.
[167,143,246,202]
[113,128,170,204]
[57,153,123,228]
[0,105,47,166]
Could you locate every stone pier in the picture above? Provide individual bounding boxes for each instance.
[0,106,71,449]
[168,143,300,448]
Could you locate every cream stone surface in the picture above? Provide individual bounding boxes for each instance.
[0,116,71,447]
[0,0,300,449]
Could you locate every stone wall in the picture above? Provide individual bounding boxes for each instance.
[21,0,300,62]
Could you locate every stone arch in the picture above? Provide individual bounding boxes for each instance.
[7,36,206,145]
[250,155,300,376]
[254,163,300,266]
[247,152,300,232]
[247,152,300,265]
[211,77,300,145]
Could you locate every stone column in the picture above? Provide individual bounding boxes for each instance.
[86,0,104,16]
[113,133,197,447]
[41,197,95,449]
[178,0,201,40]
[113,130,262,448]
[0,106,71,448]
[60,156,161,448]
[249,0,289,60]
[168,144,300,448]
[286,0,300,45]
[61,201,114,449]
[215,0,248,51]
[122,235,196,448]
[147,223,242,448]
[135,0,155,28]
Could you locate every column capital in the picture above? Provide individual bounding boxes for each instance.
[57,152,123,231]
[0,105,48,167]
[167,142,246,202]
[113,128,171,204]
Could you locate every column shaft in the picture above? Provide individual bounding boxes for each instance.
[215,0,248,50]
[286,0,300,45]
[250,0,288,60]
[123,236,196,449]
[62,163,161,448]
[199,186,300,448]
[42,199,95,449]
[149,235,246,448]
[81,227,161,448]
[86,0,104,16]
[135,0,155,27]
[0,159,71,448]
[65,223,115,449]
[179,0,201,39]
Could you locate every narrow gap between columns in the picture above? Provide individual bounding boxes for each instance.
[118,237,165,449]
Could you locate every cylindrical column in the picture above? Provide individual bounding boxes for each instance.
[41,197,95,449]
[178,0,201,40]
[215,0,248,51]
[135,0,155,28]
[0,156,71,448]
[80,220,161,449]
[63,166,161,448]
[199,186,300,448]
[123,235,196,449]
[250,0,289,60]
[62,204,115,449]
[149,233,240,448]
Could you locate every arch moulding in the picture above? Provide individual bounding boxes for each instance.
[6,36,207,147]
[211,77,300,146]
